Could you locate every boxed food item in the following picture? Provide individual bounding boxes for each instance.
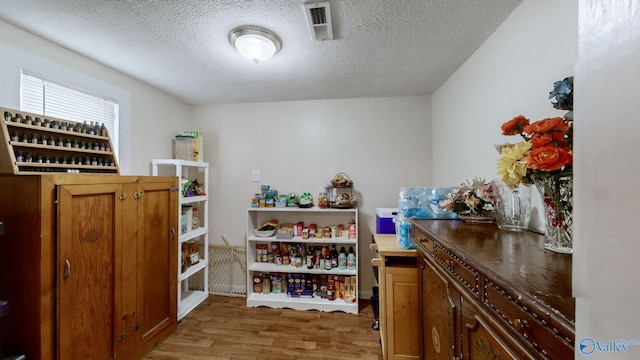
[276,223,294,240]
[174,135,194,161]
[182,131,204,161]
[173,131,204,161]
[181,206,193,234]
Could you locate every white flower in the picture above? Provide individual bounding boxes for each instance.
[464,176,486,190]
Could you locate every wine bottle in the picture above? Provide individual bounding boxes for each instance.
[306,246,314,269]
[330,244,338,269]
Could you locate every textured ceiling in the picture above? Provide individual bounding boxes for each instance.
[0,0,522,105]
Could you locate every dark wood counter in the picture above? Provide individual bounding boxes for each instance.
[411,218,574,359]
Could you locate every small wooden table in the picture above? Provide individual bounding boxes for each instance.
[371,234,421,360]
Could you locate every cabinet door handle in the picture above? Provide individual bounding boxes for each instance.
[64,259,71,278]
[171,228,176,240]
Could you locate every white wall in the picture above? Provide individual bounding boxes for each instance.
[0,20,191,175]
[193,96,432,295]
[432,0,577,231]
[574,1,640,359]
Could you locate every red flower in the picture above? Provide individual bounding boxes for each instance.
[523,117,569,134]
[551,131,567,142]
[530,133,552,147]
[527,145,572,172]
[501,115,530,135]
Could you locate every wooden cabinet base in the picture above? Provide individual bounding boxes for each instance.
[411,219,575,360]
[0,174,177,359]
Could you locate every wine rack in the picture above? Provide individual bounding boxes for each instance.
[0,107,119,174]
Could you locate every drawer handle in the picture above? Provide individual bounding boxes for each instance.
[515,318,529,333]
[64,259,71,278]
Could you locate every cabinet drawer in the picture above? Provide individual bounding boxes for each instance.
[434,246,478,295]
[484,281,574,359]
[411,226,435,255]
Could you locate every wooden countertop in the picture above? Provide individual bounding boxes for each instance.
[410,219,574,324]
[372,234,418,257]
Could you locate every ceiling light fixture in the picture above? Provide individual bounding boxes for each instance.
[229,26,282,64]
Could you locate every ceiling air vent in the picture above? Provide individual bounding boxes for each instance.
[304,1,334,41]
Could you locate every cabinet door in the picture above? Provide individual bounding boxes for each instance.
[133,180,178,353]
[57,183,124,360]
[421,256,461,360]
[461,297,535,360]
[385,265,420,359]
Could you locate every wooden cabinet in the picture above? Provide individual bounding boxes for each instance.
[0,174,177,360]
[461,294,530,360]
[130,179,179,358]
[420,255,460,359]
[371,234,421,360]
[411,219,575,360]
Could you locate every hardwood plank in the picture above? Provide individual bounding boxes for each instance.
[144,295,383,360]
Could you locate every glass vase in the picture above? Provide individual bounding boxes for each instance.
[491,179,532,232]
[533,174,573,254]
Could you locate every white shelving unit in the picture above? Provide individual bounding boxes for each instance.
[152,159,209,320]
[246,207,359,314]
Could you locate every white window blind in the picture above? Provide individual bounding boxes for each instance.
[20,72,119,159]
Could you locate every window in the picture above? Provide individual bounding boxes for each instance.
[20,72,119,158]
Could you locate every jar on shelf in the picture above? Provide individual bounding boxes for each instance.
[191,207,199,229]
[318,192,329,208]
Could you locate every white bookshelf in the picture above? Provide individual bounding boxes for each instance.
[246,207,359,314]
[152,159,209,320]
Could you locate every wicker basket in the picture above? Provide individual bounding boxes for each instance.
[330,172,353,188]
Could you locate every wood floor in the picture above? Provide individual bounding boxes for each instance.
[144,295,383,360]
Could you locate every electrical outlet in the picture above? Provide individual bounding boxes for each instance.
[252,170,260,182]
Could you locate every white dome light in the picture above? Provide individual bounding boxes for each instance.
[229,26,282,64]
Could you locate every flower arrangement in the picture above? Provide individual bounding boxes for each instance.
[439,177,495,216]
[497,76,573,187]
[497,76,574,252]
